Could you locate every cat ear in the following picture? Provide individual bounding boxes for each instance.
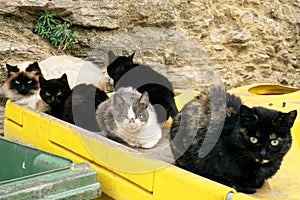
[39,76,47,87]
[26,62,42,75]
[6,64,19,76]
[239,105,258,124]
[112,93,125,107]
[139,92,150,109]
[274,110,297,128]
[108,50,117,64]
[60,73,69,84]
[128,52,135,61]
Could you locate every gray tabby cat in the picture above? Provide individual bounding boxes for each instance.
[96,87,162,149]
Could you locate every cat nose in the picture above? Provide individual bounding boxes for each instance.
[51,96,56,101]
[129,118,135,124]
[260,149,267,156]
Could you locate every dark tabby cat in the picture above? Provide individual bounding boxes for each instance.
[63,83,108,131]
[107,51,178,122]
[39,73,71,118]
[170,87,297,194]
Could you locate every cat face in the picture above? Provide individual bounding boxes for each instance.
[4,62,42,97]
[238,105,297,164]
[107,51,136,85]
[112,91,150,133]
[39,73,71,106]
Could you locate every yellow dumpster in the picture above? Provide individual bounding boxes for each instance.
[3,84,300,200]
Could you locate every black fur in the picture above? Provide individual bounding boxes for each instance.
[107,51,178,122]
[6,64,20,76]
[62,83,109,132]
[39,73,108,131]
[26,62,43,75]
[170,87,297,194]
[39,73,71,118]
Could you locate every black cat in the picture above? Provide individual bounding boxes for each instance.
[107,51,178,123]
[63,83,108,132]
[39,73,108,131]
[170,87,297,194]
[39,73,71,118]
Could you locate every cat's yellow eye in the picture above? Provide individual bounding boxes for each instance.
[250,137,258,144]
[271,139,279,146]
[46,92,51,96]
[57,91,62,96]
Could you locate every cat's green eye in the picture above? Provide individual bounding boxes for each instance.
[270,139,279,146]
[57,91,62,96]
[27,80,33,84]
[46,92,51,96]
[250,137,258,144]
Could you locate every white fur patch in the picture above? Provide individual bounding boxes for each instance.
[127,106,135,120]
[117,108,162,149]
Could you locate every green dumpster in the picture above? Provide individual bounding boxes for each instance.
[0,137,101,200]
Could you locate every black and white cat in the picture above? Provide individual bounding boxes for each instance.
[96,87,162,148]
[170,87,297,194]
[107,51,178,123]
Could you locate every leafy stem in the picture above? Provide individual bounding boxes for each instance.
[33,11,78,50]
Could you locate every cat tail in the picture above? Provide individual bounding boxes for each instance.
[167,95,179,118]
[163,89,179,119]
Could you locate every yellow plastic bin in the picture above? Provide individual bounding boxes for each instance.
[3,84,300,200]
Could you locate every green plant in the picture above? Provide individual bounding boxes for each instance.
[34,11,78,50]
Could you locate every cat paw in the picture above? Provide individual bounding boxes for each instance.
[234,186,256,194]
[141,142,157,149]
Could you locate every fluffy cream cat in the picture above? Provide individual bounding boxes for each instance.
[39,55,106,90]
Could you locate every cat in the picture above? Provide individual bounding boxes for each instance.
[3,55,106,110]
[39,73,71,118]
[170,86,297,194]
[96,87,162,149]
[107,51,178,123]
[39,55,107,90]
[39,73,108,131]
[63,83,109,131]
[3,62,43,109]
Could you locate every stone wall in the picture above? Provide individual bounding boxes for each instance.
[0,0,299,90]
